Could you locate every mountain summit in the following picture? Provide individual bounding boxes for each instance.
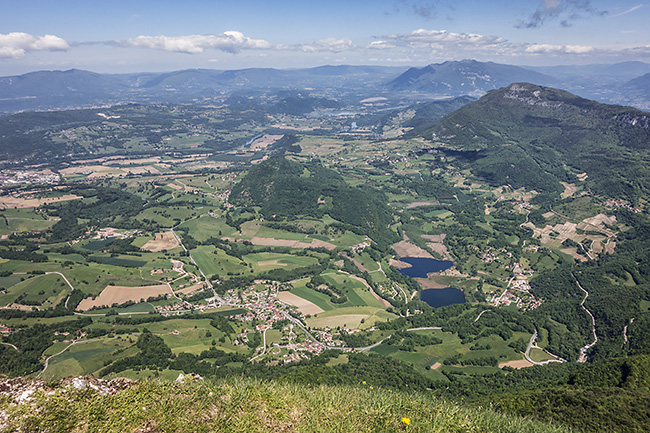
[427,83,650,198]
[387,60,554,95]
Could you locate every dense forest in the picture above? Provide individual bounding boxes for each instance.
[429,83,650,202]
[229,157,399,249]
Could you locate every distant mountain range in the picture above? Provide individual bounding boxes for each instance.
[0,66,407,115]
[626,73,650,100]
[387,59,556,95]
[1,60,650,115]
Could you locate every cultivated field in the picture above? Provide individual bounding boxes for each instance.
[277,291,324,315]
[250,134,283,150]
[248,236,336,250]
[141,231,180,252]
[305,306,395,329]
[422,234,452,259]
[77,284,171,310]
[499,359,535,369]
[0,194,81,209]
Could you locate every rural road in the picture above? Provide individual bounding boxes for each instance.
[0,341,18,351]
[250,327,270,362]
[46,271,75,292]
[37,338,103,378]
[473,310,490,323]
[574,273,598,363]
[171,226,225,303]
[524,329,567,365]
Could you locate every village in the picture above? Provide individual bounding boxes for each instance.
[218,281,349,362]
[487,261,543,310]
[0,169,61,187]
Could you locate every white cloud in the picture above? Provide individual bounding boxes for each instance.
[611,4,643,18]
[374,29,611,62]
[382,29,509,49]
[367,41,395,50]
[277,38,356,53]
[525,44,595,54]
[0,32,69,58]
[119,31,270,54]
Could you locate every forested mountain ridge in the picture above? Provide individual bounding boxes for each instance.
[427,82,650,201]
[229,157,399,249]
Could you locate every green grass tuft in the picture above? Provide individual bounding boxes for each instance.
[3,377,574,433]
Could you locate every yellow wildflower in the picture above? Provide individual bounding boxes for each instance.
[401,417,411,426]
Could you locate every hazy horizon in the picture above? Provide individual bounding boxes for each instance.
[1,1,649,75]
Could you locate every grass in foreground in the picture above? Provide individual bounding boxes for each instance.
[1,377,575,433]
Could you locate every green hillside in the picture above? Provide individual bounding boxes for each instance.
[229,157,399,248]
[427,83,650,201]
[2,376,572,433]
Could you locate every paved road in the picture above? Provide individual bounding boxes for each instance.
[574,273,598,363]
[524,329,567,365]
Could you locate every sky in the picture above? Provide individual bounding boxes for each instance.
[0,0,649,75]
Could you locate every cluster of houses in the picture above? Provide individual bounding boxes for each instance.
[0,170,60,187]
[487,259,542,310]
[156,300,195,315]
[350,240,372,254]
[604,200,641,213]
[92,227,141,240]
[489,278,542,310]
[481,252,498,263]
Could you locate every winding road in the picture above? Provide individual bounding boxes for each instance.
[0,341,18,351]
[524,329,567,365]
[170,226,224,303]
[573,273,598,363]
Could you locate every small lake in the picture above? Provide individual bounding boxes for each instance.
[420,288,466,308]
[396,257,453,278]
[396,256,464,308]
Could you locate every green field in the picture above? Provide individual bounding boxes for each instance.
[0,273,68,308]
[425,209,454,219]
[367,329,531,380]
[179,214,236,242]
[322,273,384,308]
[134,205,197,227]
[191,245,248,278]
[90,255,147,267]
[306,306,396,329]
[290,283,335,311]
[43,337,137,381]
[82,238,116,251]
[0,208,55,234]
[136,318,249,355]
